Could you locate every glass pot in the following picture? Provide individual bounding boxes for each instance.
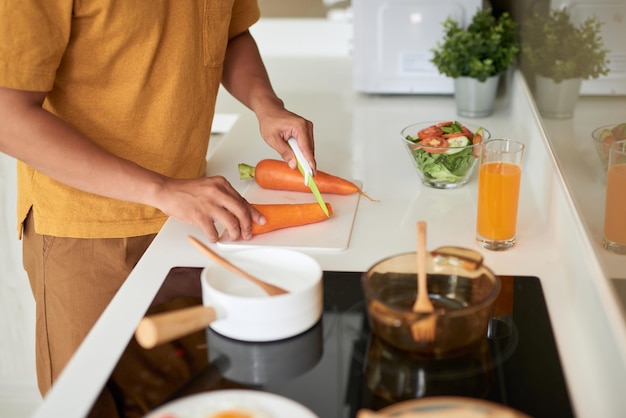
[361,247,500,356]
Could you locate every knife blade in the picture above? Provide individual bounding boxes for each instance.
[287,137,330,217]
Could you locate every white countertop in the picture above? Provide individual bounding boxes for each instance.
[33,56,626,418]
[541,95,626,282]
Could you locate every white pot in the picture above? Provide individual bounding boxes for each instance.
[135,248,323,348]
[534,75,582,119]
[201,248,323,341]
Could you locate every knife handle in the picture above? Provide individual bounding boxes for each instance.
[287,137,311,183]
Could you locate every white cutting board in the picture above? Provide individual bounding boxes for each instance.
[217,180,362,251]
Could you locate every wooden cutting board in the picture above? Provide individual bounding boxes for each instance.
[217,181,361,251]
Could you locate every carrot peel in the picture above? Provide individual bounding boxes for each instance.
[238,160,379,202]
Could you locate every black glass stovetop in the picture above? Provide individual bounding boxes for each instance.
[91,269,574,418]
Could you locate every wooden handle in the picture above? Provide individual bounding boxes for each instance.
[135,305,217,349]
[187,235,288,296]
[356,410,382,418]
[431,245,484,271]
[417,221,428,296]
[413,221,434,313]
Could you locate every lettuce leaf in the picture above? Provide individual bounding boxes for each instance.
[413,147,475,182]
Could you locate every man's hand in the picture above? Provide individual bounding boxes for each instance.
[256,105,316,173]
[220,31,317,173]
[151,175,266,243]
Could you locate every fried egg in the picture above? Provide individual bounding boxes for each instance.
[203,399,272,418]
[208,411,257,418]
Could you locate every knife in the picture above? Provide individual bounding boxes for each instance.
[287,137,330,217]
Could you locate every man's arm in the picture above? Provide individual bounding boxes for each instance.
[0,87,263,241]
[0,88,167,203]
[221,30,316,172]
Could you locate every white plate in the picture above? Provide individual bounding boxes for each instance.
[357,396,530,418]
[217,180,362,251]
[145,389,319,418]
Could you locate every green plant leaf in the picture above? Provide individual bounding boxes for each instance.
[431,8,519,81]
[520,8,610,82]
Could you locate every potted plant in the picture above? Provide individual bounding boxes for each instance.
[521,7,610,118]
[431,8,519,117]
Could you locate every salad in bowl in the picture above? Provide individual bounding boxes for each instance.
[592,122,626,172]
[401,121,490,189]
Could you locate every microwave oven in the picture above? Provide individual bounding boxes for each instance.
[352,0,482,94]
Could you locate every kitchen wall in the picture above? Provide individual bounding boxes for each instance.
[257,0,540,19]
[0,153,40,416]
[258,0,350,18]
[0,156,27,308]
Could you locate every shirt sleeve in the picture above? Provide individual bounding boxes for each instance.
[0,1,73,91]
[229,0,261,38]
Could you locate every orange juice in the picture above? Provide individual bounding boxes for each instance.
[604,164,626,245]
[476,162,522,240]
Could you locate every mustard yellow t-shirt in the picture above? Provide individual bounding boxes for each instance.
[0,0,260,238]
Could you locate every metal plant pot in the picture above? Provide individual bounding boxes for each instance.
[534,75,582,119]
[454,75,500,118]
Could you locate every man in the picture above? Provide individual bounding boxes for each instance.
[0,1,315,414]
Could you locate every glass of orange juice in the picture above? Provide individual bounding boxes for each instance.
[603,141,626,255]
[475,139,525,251]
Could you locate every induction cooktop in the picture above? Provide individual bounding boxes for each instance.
[89,268,574,418]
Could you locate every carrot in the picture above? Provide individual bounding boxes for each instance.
[238,159,378,201]
[251,202,333,235]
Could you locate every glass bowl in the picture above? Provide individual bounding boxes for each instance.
[361,247,500,357]
[401,121,491,189]
[592,123,626,172]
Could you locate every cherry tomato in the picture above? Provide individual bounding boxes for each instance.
[436,121,454,127]
[472,130,484,158]
[603,134,617,144]
[461,125,474,141]
[611,124,626,140]
[418,125,444,139]
[419,137,449,153]
[443,132,467,139]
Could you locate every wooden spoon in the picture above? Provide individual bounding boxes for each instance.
[187,235,289,296]
[410,221,437,342]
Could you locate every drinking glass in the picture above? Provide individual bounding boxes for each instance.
[603,141,626,255]
[475,139,525,251]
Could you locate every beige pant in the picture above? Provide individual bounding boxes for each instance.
[22,212,156,415]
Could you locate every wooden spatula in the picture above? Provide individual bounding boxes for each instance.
[188,235,288,296]
[410,221,437,342]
